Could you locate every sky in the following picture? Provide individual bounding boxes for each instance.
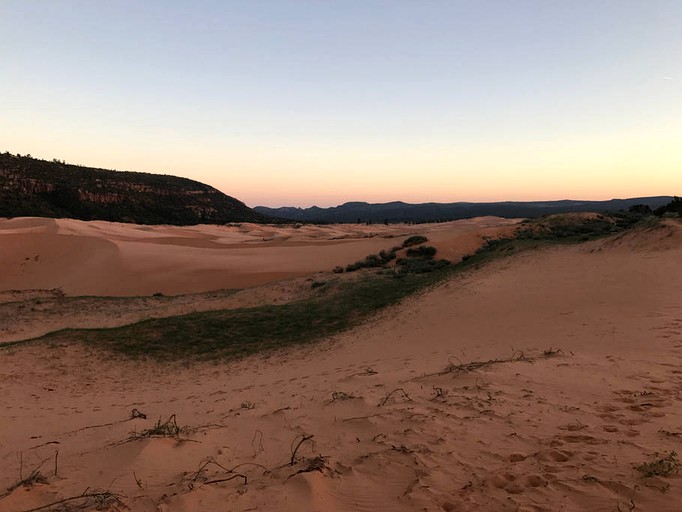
[1,1,681,207]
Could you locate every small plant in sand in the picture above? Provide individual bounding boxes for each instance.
[634,451,680,477]
[1,468,47,500]
[432,386,448,401]
[330,391,358,402]
[283,433,331,478]
[378,388,412,406]
[130,414,187,440]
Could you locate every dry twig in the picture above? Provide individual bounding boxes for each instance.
[378,388,412,406]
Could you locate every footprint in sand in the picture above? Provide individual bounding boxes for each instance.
[525,474,548,488]
[534,449,573,463]
[560,434,607,445]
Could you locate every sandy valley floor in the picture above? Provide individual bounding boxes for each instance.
[1,217,682,511]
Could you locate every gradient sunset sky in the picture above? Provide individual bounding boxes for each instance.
[2,1,681,207]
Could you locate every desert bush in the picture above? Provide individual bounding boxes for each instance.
[379,249,396,262]
[344,248,398,272]
[396,258,450,274]
[332,266,344,273]
[655,197,682,217]
[362,254,383,267]
[402,235,428,247]
[406,245,437,258]
[634,451,680,477]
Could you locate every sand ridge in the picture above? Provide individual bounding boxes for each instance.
[0,217,518,297]
[1,220,682,511]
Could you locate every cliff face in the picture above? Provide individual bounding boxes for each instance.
[0,153,267,225]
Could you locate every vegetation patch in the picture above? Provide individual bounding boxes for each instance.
[344,248,397,272]
[14,209,656,361]
[402,235,428,247]
[515,211,650,242]
[405,245,437,258]
[634,451,680,478]
[654,196,682,218]
[36,269,451,360]
[129,414,188,440]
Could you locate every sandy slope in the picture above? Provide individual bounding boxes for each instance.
[0,217,516,297]
[0,216,517,344]
[1,221,682,511]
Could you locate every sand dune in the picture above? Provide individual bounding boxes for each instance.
[1,220,682,511]
[0,217,517,297]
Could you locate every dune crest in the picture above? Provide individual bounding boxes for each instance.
[0,216,517,297]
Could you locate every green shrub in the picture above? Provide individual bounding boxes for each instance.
[397,258,451,274]
[379,249,396,262]
[406,245,437,258]
[655,197,682,217]
[344,248,398,272]
[402,235,428,247]
[362,254,383,267]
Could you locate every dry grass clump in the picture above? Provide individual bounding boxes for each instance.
[129,414,187,440]
[1,469,48,500]
[330,391,358,402]
[22,490,125,511]
[634,451,680,477]
[378,388,412,406]
[438,347,564,376]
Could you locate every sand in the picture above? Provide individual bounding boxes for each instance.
[0,216,516,297]
[1,218,682,511]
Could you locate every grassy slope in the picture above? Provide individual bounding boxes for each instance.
[7,211,655,361]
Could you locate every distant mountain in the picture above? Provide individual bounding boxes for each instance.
[0,153,266,225]
[255,197,674,223]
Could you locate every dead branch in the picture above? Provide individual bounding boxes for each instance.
[190,458,267,486]
[424,347,567,378]
[204,474,247,485]
[27,440,60,451]
[287,456,329,479]
[378,388,412,406]
[21,490,125,511]
[290,434,314,466]
[342,412,385,422]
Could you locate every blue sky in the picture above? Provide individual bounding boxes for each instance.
[2,1,681,206]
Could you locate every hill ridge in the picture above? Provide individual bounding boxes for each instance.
[255,196,674,223]
[0,152,266,225]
